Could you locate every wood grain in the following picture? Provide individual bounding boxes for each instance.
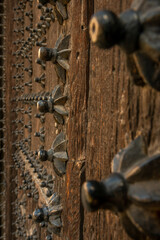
[4,0,160,239]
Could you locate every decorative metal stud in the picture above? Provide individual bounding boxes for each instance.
[34,113,45,123]
[34,127,45,142]
[37,85,68,124]
[46,235,52,240]
[25,11,33,21]
[34,73,45,88]
[36,37,47,47]
[27,188,39,201]
[24,121,32,133]
[37,0,70,25]
[38,34,71,83]
[32,193,62,235]
[40,14,55,24]
[82,136,160,240]
[24,67,33,77]
[40,174,55,195]
[36,58,46,70]
[38,132,68,176]
[89,0,160,91]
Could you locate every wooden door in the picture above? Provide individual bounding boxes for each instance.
[2,0,160,239]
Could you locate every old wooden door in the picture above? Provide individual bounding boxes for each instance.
[1,0,160,239]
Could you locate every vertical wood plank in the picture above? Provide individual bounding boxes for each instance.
[84,0,160,239]
[4,0,160,239]
[64,1,94,239]
[5,0,16,239]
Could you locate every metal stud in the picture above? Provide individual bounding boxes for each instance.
[38,34,71,83]
[37,85,68,124]
[34,113,45,123]
[34,127,45,142]
[35,37,47,47]
[31,193,62,235]
[37,0,70,25]
[38,132,68,176]
[34,73,45,88]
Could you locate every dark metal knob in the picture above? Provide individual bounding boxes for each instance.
[37,100,49,112]
[82,136,160,239]
[31,193,62,234]
[37,132,68,176]
[37,0,70,24]
[37,85,68,124]
[89,10,123,50]
[89,1,160,91]
[38,149,48,161]
[37,34,71,83]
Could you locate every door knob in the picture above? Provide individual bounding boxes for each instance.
[82,136,160,239]
[89,1,160,91]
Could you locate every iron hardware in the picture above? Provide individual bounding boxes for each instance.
[82,136,160,240]
[89,0,160,91]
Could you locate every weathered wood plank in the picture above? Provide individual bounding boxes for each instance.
[4,0,160,239]
[64,1,94,239]
[84,0,160,239]
[5,0,17,239]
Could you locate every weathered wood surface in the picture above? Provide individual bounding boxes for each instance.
[4,0,160,239]
[5,0,16,239]
[83,0,160,239]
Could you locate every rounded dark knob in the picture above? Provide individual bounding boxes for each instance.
[27,193,32,198]
[38,150,48,161]
[38,47,50,61]
[46,190,52,197]
[28,214,32,219]
[46,236,52,240]
[81,181,105,212]
[89,10,121,49]
[40,181,46,188]
[34,77,40,83]
[40,221,45,228]
[32,208,44,223]
[37,0,48,5]
[37,100,48,113]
